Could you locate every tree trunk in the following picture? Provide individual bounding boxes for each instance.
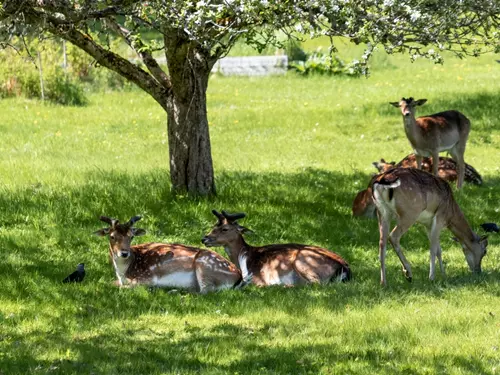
[165,38,216,196]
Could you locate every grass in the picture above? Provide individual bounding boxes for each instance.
[1,49,500,374]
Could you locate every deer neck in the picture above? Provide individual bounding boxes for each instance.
[403,114,420,145]
[224,236,250,270]
[109,245,134,285]
[448,206,476,246]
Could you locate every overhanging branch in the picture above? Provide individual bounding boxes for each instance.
[105,17,171,90]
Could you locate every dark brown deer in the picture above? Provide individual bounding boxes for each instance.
[94,216,243,293]
[202,210,351,286]
[372,153,482,185]
[371,168,488,286]
[390,97,471,188]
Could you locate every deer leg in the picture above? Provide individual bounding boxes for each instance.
[431,150,440,177]
[389,221,415,282]
[425,222,445,280]
[415,154,423,170]
[377,210,390,286]
[449,146,465,189]
[437,245,445,277]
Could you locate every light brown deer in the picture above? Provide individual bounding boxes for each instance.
[202,210,351,286]
[390,97,471,188]
[94,216,243,293]
[371,168,488,286]
[372,153,482,185]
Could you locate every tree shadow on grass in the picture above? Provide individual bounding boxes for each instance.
[3,322,496,374]
[0,167,498,307]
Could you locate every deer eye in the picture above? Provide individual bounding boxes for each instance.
[110,234,115,240]
[222,227,229,232]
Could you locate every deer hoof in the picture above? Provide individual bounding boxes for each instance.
[403,269,412,282]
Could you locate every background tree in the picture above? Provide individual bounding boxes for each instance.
[0,1,498,196]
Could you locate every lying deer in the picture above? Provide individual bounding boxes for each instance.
[372,154,482,185]
[94,216,243,293]
[371,167,488,286]
[390,97,471,188]
[202,210,351,286]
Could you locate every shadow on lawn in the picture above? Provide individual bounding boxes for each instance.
[3,321,496,374]
[0,168,499,311]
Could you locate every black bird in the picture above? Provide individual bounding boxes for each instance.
[480,223,499,233]
[62,263,85,283]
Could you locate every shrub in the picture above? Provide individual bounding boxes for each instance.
[289,48,363,77]
[45,68,88,106]
[0,36,135,104]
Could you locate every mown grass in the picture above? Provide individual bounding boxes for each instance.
[1,50,500,375]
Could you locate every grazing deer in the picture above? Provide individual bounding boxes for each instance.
[390,97,471,188]
[372,153,482,185]
[371,167,488,286]
[94,216,243,293]
[201,210,351,286]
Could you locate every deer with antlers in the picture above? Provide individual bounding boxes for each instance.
[201,210,351,287]
[94,216,243,293]
[372,153,482,185]
[390,97,471,188]
[371,167,488,286]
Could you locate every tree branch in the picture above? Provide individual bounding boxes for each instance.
[22,7,170,109]
[105,17,171,90]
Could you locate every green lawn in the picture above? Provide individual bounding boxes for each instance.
[1,50,500,374]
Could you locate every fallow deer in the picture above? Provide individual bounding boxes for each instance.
[390,97,471,188]
[201,210,351,286]
[94,216,243,293]
[353,190,376,219]
[371,167,488,286]
[372,153,482,185]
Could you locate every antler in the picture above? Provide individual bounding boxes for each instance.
[212,210,225,225]
[221,210,246,222]
[126,215,142,227]
[100,216,118,228]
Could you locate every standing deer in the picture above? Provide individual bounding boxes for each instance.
[372,168,488,286]
[372,153,482,185]
[94,216,243,293]
[390,97,471,188]
[201,210,351,286]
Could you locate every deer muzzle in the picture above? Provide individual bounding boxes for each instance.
[120,250,130,258]
[201,236,215,247]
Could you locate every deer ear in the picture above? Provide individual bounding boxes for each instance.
[389,102,400,107]
[236,224,253,234]
[415,99,427,106]
[93,228,110,236]
[132,228,146,236]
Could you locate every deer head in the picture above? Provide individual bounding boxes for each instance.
[453,234,488,273]
[389,97,427,117]
[94,215,146,259]
[372,158,396,173]
[202,210,251,247]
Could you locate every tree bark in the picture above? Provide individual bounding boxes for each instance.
[165,37,217,196]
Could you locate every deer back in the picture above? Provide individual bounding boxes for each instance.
[372,168,454,225]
